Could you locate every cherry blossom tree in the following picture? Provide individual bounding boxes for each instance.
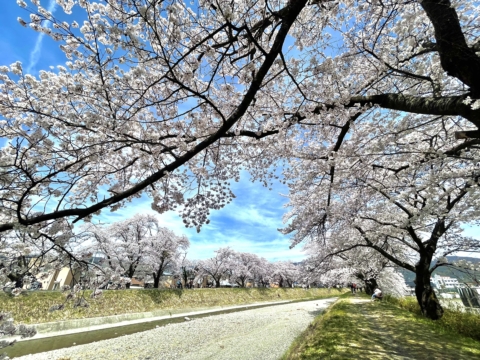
[2,0,478,237]
[0,0,308,235]
[253,256,274,287]
[271,260,300,288]
[142,226,190,288]
[83,214,159,280]
[303,245,407,295]
[197,247,234,288]
[0,220,87,291]
[83,214,189,288]
[195,248,274,288]
[376,268,408,298]
[0,230,43,288]
[178,256,199,288]
[294,252,345,288]
[282,117,480,318]
[229,251,267,287]
[1,0,479,320]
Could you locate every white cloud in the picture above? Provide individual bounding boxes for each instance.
[88,175,305,262]
[26,0,58,74]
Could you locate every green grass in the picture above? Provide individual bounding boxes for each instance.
[0,287,346,324]
[282,294,480,359]
[384,295,480,342]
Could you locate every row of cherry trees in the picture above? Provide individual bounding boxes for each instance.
[2,213,406,292]
[1,0,479,319]
[194,246,301,288]
[80,215,308,289]
[0,213,305,290]
[80,214,408,292]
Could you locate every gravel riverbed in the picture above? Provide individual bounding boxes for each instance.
[15,298,337,360]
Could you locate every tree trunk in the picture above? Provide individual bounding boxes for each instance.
[153,260,165,289]
[153,273,160,289]
[182,267,188,286]
[415,258,444,320]
[127,264,136,279]
[215,276,221,288]
[363,278,378,295]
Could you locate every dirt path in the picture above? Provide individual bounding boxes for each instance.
[342,297,480,360]
[350,298,419,359]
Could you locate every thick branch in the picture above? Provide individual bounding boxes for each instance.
[420,0,480,96]
[0,0,308,233]
[354,226,416,272]
[348,93,480,127]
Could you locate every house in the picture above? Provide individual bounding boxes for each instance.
[38,267,80,290]
[431,274,460,289]
[130,277,145,288]
[25,257,80,290]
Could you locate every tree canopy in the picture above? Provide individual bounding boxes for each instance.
[1,0,479,319]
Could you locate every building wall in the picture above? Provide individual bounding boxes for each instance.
[432,274,460,289]
[38,268,79,290]
[40,270,58,290]
[56,268,75,288]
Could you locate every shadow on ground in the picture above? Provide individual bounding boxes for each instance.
[297,297,480,360]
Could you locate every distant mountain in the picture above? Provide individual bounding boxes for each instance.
[397,256,480,284]
[440,256,480,264]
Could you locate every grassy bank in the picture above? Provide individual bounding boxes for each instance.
[282,295,480,359]
[384,295,480,342]
[0,287,345,324]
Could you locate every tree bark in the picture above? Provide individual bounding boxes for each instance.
[126,263,136,279]
[153,272,160,289]
[415,257,444,320]
[363,278,378,296]
[420,0,480,96]
[182,267,188,286]
[348,94,480,127]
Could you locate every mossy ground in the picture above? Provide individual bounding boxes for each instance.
[282,294,480,360]
[0,287,346,324]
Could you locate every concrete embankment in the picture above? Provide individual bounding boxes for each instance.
[2,287,343,326]
[13,298,339,360]
[5,297,338,358]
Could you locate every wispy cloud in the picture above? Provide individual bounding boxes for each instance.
[90,174,305,262]
[26,0,58,74]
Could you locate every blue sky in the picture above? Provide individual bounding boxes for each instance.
[94,173,307,261]
[0,1,306,262]
[1,1,478,262]
[1,1,63,73]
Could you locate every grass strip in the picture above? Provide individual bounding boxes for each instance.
[0,287,346,324]
[282,294,480,360]
[384,295,480,342]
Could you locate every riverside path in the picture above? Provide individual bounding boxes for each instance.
[15,298,337,360]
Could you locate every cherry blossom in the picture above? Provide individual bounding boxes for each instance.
[197,247,235,288]
[0,0,479,321]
